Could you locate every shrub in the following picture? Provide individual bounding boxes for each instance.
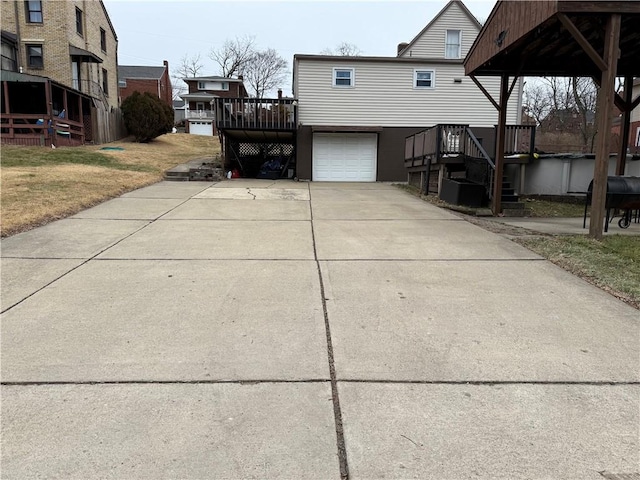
[121,92,173,142]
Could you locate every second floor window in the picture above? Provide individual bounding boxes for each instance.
[102,68,109,95]
[333,68,354,87]
[25,1,43,23]
[445,30,461,59]
[414,70,435,88]
[197,81,206,90]
[75,7,83,36]
[100,28,106,52]
[27,44,43,68]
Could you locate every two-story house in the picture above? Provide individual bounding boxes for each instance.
[1,0,121,145]
[292,0,522,182]
[118,61,172,106]
[180,75,248,136]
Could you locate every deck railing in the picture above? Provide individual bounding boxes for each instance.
[0,113,85,146]
[214,98,297,131]
[502,124,536,156]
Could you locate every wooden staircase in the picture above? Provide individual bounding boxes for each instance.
[499,176,530,217]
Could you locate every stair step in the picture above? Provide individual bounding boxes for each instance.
[501,207,531,217]
[501,194,519,203]
[501,201,525,210]
[502,188,515,196]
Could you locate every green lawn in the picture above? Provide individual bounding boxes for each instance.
[516,235,640,308]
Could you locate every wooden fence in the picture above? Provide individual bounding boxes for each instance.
[90,107,126,144]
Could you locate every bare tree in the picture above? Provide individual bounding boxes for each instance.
[174,53,204,78]
[522,81,552,126]
[320,42,361,56]
[209,36,256,77]
[523,76,600,152]
[243,48,288,98]
[171,53,204,100]
[572,77,598,152]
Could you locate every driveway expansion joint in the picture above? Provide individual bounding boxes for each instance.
[308,184,350,480]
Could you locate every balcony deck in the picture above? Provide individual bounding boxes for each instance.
[215,98,297,137]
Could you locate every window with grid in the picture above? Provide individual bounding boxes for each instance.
[102,68,109,95]
[1,38,18,71]
[75,7,83,36]
[414,70,434,88]
[26,44,43,68]
[25,1,43,23]
[445,30,461,59]
[333,68,354,87]
[100,28,106,52]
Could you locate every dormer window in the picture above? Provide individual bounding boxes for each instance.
[445,30,461,59]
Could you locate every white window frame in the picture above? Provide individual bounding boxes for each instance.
[445,29,462,59]
[197,81,207,90]
[333,67,354,88]
[414,69,435,89]
[221,82,229,90]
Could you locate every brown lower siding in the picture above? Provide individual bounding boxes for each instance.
[296,126,428,182]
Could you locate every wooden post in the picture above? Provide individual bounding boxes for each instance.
[616,75,633,176]
[2,81,10,114]
[492,74,509,215]
[589,14,621,239]
[45,80,54,146]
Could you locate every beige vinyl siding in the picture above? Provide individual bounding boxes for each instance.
[296,59,520,127]
[399,2,479,59]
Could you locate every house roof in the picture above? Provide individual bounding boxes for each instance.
[173,100,186,109]
[99,0,118,41]
[183,76,243,83]
[397,0,482,57]
[118,65,166,80]
[293,54,463,65]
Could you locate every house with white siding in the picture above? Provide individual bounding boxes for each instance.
[292,0,523,182]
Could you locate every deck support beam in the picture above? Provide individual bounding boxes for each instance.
[589,13,621,240]
[493,74,510,215]
[616,75,633,176]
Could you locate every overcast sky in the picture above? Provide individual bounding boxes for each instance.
[104,0,496,96]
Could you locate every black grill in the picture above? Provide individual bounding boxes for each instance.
[584,176,640,231]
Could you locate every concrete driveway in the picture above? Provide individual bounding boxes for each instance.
[1,180,638,479]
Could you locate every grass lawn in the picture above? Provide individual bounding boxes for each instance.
[515,235,640,309]
[522,198,586,217]
[1,133,220,237]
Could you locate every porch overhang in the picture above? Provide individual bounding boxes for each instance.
[463,0,640,239]
[180,93,218,102]
[69,45,103,63]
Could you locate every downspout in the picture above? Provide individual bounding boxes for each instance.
[13,0,23,71]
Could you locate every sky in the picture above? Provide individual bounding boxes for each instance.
[103,0,496,97]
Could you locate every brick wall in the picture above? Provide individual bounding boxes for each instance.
[1,0,118,109]
[120,78,161,102]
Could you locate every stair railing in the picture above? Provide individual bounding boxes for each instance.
[464,126,495,200]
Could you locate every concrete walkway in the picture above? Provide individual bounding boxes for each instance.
[1,180,638,479]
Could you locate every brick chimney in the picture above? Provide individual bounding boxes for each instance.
[277,89,282,100]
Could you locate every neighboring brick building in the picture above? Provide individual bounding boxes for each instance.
[1,0,118,109]
[118,61,172,106]
[1,0,123,145]
[180,75,248,136]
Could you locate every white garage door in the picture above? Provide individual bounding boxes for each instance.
[313,133,377,182]
[189,121,213,136]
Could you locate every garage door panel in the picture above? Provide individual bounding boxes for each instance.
[189,122,213,136]
[312,133,377,182]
